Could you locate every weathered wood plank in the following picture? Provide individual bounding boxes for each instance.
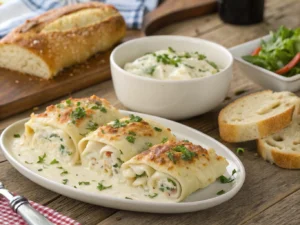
[242,189,300,225]
[45,196,117,225]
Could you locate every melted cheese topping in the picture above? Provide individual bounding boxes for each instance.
[124,49,219,80]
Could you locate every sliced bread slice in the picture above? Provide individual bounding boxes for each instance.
[257,117,300,169]
[218,90,300,143]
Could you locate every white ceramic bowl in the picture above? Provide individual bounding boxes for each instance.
[230,35,300,92]
[110,36,233,120]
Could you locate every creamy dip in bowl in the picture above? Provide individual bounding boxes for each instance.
[110,36,233,120]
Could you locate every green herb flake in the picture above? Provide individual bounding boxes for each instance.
[101,129,105,134]
[50,159,59,165]
[59,144,65,154]
[182,139,190,142]
[154,127,162,132]
[184,64,195,69]
[135,171,146,178]
[145,142,153,148]
[126,135,136,144]
[236,147,245,154]
[217,190,225,195]
[97,182,112,191]
[197,54,206,60]
[86,121,99,131]
[173,145,197,161]
[206,60,219,70]
[113,163,119,168]
[117,158,124,164]
[167,151,176,164]
[162,137,168,143]
[167,178,177,187]
[49,134,60,138]
[125,197,133,200]
[38,168,43,172]
[232,169,237,176]
[148,193,158,198]
[128,131,136,136]
[37,153,46,164]
[25,161,33,164]
[57,166,64,170]
[66,99,72,106]
[129,114,143,122]
[168,47,176,53]
[77,102,81,106]
[13,134,20,138]
[60,170,69,176]
[219,175,234,184]
[145,66,156,75]
[79,181,90,185]
[70,107,86,124]
[62,179,68,185]
[112,119,127,128]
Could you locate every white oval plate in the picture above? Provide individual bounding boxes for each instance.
[0,110,245,213]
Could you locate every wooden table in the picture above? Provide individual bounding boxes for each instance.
[1,0,300,224]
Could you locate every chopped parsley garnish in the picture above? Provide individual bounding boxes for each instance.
[232,169,237,176]
[62,179,68,185]
[25,161,33,164]
[156,54,181,67]
[197,54,206,60]
[66,99,72,106]
[219,170,237,184]
[145,142,153,148]
[60,170,69,176]
[126,135,136,144]
[112,119,128,128]
[128,131,136,136]
[79,181,90,185]
[117,158,124,164]
[38,168,43,172]
[167,178,177,186]
[37,153,46,164]
[70,107,86,124]
[145,66,156,75]
[236,147,245,154]
[173,145,197,161]
[13,134,20,138]
[183,52,191,58]
[59,144,65,154]
[57,166,64,170]
[101,129,105,134]
[135,171,146,178]
[159,186,165,192]
[97,182,112,191]
[129,114,142,122]
[50,159,59,165]
[168,47,176,53]
[154,127,162,132]
[217,190,225,195]
[113,163,119,168]
[91,104,107,113]
[182,139,190,142]
[184,64,195,69]
[162,137,168,143]
[167,151,176,164]
[49,134,60,139]
[86,121,99,131]
[56,103,63,108]
[125,197,133,200]
[206,60,219,70]
[148,193,158,198]
[77,102,81,106]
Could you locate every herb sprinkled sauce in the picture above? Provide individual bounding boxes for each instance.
[124,48,220,80]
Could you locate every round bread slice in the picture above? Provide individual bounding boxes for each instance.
[218,90,300,143]
[257,117,300,169]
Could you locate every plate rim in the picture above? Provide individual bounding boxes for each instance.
[0,110,245,213]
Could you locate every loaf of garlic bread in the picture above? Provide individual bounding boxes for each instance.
[0,2,126,79]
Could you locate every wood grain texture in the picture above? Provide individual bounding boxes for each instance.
[0,0,300,224]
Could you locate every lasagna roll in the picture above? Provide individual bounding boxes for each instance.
[78,115,175,176]
[122,141,228,202]
[23,95,121,164]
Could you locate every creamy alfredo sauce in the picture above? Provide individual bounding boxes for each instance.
[124,48,220,80]
[11,137,176,203]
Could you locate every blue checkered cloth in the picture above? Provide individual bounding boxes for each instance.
[0,0,158,37]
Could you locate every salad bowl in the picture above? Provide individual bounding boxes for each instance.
[230,29,300,92]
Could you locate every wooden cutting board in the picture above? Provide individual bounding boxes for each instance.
[0,0,216,119]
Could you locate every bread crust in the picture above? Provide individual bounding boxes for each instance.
[257,139,300,169]
[219,90,296,142]
[0,2,126,78]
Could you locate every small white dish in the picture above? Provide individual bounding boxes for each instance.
[110,36,233,120]
[230,35,300,92]
[0,110,245,213]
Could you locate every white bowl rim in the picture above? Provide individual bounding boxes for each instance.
[110,35,233,84]
[229,34,300,82]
